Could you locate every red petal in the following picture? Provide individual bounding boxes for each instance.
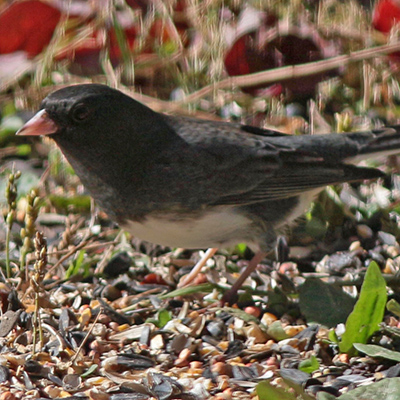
[0,0,61,57]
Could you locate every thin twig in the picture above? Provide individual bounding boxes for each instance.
[175,42,400,105]
[71,308,103,364]
[47,238,95,275]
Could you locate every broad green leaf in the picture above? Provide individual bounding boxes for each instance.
[299,355,320,373]
[328,329,339,343]
[317,393,337,400]
[353,343,400,362]
[299,278,355,327]
[335,377,400,400]
[266,321,290,341]
[256,381,297,400]
[281,374,315,400]
[339,262,387,355]
[305,218,327,239]
[387,299,400,318]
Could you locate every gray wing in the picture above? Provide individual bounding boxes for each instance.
[162,115,389,206]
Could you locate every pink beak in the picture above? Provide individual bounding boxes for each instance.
[16,110,58,136]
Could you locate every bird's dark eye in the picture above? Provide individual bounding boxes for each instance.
[71,104,92,122]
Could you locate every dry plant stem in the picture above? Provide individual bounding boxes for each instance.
[4,169,21,279]
[32,232,47,356]
[47,240,119,257]
[221,251,268,304]
[47,238,95,275]
[71,308,103,364]
[178,248,218,287]
[41,323,68,352]
[82,198,97,243]
[20,189,40,276]
[58,216,85,251]
[176,42,400,105]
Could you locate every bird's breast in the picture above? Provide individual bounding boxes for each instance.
[120,208,257,249]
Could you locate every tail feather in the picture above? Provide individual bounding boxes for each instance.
[348,125,400,162]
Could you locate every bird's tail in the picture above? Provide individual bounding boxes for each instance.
[346,125,400,163]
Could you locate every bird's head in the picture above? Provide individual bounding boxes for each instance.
[17,84,159,145]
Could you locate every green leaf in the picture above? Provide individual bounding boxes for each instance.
[317,393,337,400]
[16,144,31,156]
[305,218,327,239]
[0,170,40,204]
[299,355,320,373]
[48,194,91,212]
[387,299,400,318]
[299,278,355,327]
[157,309,172,328]
[353,343,400,362]
[281,375,315,400]
[81,364,98,378]
[339,262,387,355]
[235,243,247,256]
[266,321,290,341]
[256,381,297,400]
[65,250,86,279]
[147,308,172,328]
[0,115,24,143]
[335,377,400,400]
[222,307,261,324]
[112,14,135,83]
[2,102,17,117]
[159,283,216,299]
[328,329,339,343]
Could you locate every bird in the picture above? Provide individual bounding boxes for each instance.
[17,84,400,304]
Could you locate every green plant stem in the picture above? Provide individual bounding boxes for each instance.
[5,225,11,278]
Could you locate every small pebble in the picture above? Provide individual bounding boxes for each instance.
[97,313,111,325]
[244,306,261,318]
[383,259,396,274]
[178,348,191,360]
[42,386,62,398]
[0,392,16,400]
[338,353,349,364]
[349,241,362,252]
[174,357,190,367]
[88,388,110,400]
[109,322,120,332]
[89,340,103,352]
[188,311,200,319]
[193,273,208,285]
[79,307,92,326]
[245,324,268,344]
[386,246,400,258]
[190,361,203,369]
[91,324,107,338]
[284,325,306,337]
[216,375,230,390]
[266,356,279,368]
[211,361,226,375]
[261,313,277,326]
[356,225,373,239]
[278,262,298,277]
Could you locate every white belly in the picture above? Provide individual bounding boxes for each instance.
[121,208,255,249]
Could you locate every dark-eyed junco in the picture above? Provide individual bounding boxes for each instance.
[17,84,400,303]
